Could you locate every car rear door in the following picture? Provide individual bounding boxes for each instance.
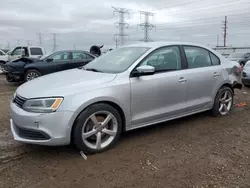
[130,46,188,127]
[63,51,95,70]
[181,45,224,112]
[41,51,71,74]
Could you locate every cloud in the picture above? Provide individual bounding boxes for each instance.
[0,0,250,52]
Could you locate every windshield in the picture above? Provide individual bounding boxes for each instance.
[84,47,150,73]
[227,53,245,58]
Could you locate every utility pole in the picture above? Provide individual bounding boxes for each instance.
[216,34,219,47]
[222,16,228,47]
[74,44,76,50]
[37,32,43,46]
[138,11,156,42]
[52,33,58,52]
[112,6,130,46]
[115,37,119,48]
[27,40,32,46]
[17,39,20,46]
[7,42,10,49]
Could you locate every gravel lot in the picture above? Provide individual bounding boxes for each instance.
[0,74,250,188]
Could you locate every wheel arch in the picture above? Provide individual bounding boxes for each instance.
[24,67,42,76]
[70,100,127,143]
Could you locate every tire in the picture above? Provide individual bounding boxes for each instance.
[73,103,123,154]
[211,86,234,117]
[24,69,41,82]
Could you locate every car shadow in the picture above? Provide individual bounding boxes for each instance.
[20,111,210,158]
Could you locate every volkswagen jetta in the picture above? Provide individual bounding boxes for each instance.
[10,42,242,154]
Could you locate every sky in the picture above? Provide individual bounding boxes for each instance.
[0,0,250,53]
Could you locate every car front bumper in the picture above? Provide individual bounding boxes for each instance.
[10,101,74,146]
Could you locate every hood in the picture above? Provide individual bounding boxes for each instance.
[16,69,116,98]
[11,57,40,64]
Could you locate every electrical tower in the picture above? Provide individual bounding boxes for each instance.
[27,40,32,46]
[222,16,228,47]
[112,6,130,46]
[52,33,59,52]
[37,33,43,46]
[138,11,156,42]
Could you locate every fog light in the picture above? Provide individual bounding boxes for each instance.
[34,121,39,128]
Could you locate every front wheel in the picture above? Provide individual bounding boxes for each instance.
[24,69,41,82]
[73,103,123,154]
[211,86,234,117]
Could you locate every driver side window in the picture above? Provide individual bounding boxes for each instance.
[140,46,181,72]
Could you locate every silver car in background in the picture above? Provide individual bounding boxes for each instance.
[242,60,250,87]
[10,42,242,154]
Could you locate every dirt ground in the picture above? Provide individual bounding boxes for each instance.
[0,74,250,188]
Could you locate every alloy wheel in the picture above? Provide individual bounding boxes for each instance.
[26,72,39,81]
[218,90,233,115]
[81,111,118,150]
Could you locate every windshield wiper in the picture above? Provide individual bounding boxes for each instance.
[85,68,102,72]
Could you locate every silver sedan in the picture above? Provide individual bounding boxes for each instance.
[10,42,242,154]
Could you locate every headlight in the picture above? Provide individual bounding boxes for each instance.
[13,92,16,100]
[22,97,63,113]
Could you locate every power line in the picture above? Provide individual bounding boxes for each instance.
[222,16,228,47]
[138,11,156,42]
[158,0,247,16]
[112,6,131,46]
[151,0,205,11]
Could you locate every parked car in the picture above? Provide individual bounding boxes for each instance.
[8,46,45,62]
[227,52,250,66]
[5,50,96,82]
[242,60,250,87]
[0,49,9,74]
[10,42,242,154]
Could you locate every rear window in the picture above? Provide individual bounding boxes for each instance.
[30,48,43,55]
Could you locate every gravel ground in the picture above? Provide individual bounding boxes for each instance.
[0,74,250,188]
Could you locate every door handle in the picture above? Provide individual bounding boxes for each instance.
[213,72,220,77]
[178,77,187,83]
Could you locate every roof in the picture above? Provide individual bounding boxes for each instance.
[123,41,210,49]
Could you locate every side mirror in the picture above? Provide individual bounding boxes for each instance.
[132,65,155,77]
[46,58,53,62]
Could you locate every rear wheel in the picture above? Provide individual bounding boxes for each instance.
[24,69,41,82]
[211,86,234,117]
[73,103,123,154]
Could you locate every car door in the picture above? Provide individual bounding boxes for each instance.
[182,45,224,112]
[67,51,95,69]
[41,51,71,74]
[130,46,188,126]
[9,47,23,61]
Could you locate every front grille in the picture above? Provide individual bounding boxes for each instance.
[13,123,50,140]
[242,72,247,78]
[13,95,26,108]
